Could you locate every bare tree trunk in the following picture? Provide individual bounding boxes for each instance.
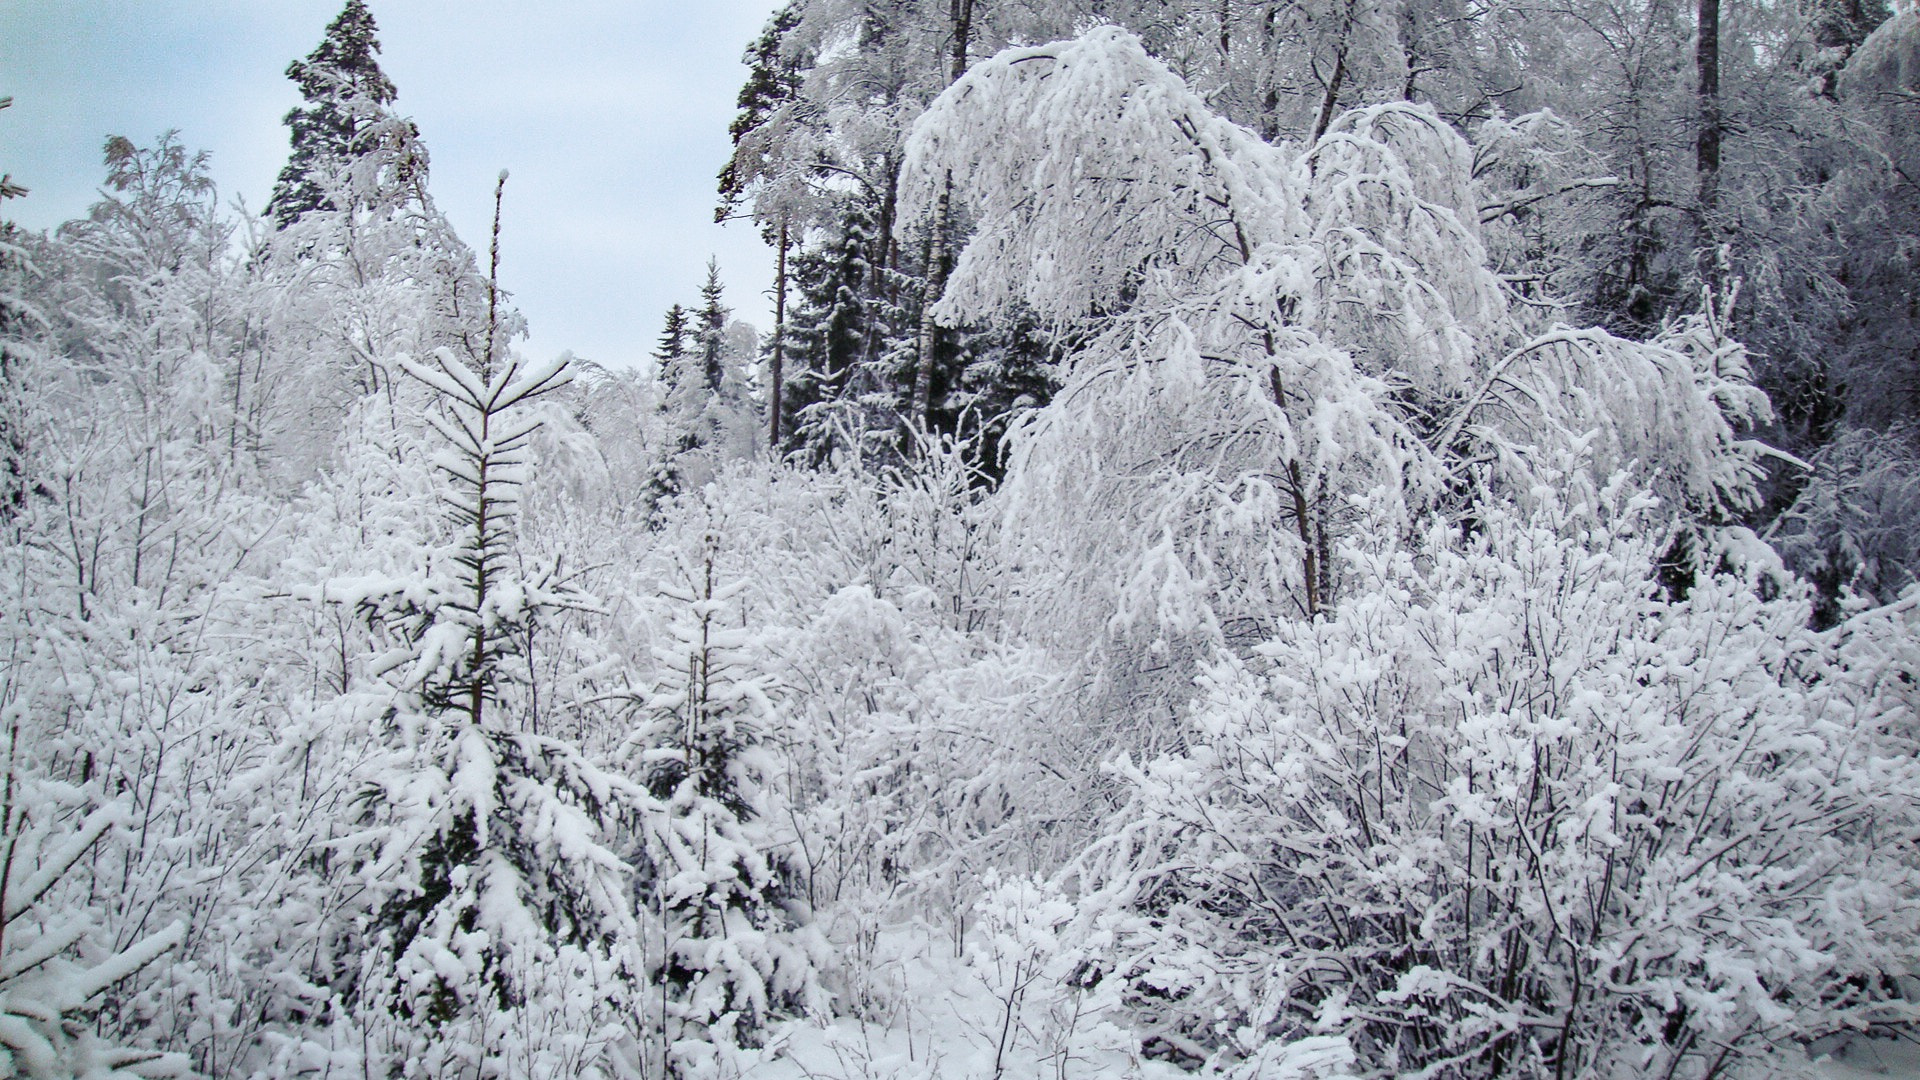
[770,217,788,449]
[1696,0,1721,239]
[911,0,976,430]
[1261,1,1283,141]
[1312,0,1360,143]
[911,183,949,427]
[949,0,975,82]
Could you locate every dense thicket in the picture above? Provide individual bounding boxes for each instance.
[2,1,1917,1078]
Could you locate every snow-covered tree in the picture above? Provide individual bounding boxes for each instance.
[1769,423,1920,625]
[624,524,821,1075]
[1,105,40,516]
[653,263,760,499]
[254,89,488,476]
[899,27,1771,763]
[314,349,659,1077]
[0,134,337,1074]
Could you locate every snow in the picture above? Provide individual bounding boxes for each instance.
[1811,1037,1920,1080]
[4,10,1918,1079]
[747,925,1195,1080]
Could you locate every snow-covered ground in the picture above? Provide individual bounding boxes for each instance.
[1811,1036,1920,1080]
[754,1020,1920,1080]
[714,923,1920,1080]
[715,924,1185,1080]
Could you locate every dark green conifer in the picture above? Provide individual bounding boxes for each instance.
[267,0,400,226]
[697,259,728,394]
[654,302,691,370]
[716,2,805,221]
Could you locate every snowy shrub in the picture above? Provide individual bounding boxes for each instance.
[964,872,1140,1080]
[0,776,188,1080]
[1061,474,1920,1077]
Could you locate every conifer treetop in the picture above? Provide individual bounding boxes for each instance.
[268,0,401,226]
[289,0,395,108]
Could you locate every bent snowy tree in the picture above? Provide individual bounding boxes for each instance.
[900,27,1770,643]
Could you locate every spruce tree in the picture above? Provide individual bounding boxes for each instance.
[267,0,403,226]
[628,531,819,1072]
[696,258,728,395]
[650,304,695,509]
[652,267,738,508]
[345,350,662,1074]
[654,302,690,376]
[782,207,876,460]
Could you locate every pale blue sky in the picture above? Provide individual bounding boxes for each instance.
[0,0,782,371]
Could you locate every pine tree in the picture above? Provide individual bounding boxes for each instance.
[0,96,25,203]
[719,3,811,453]
[716,2,807,223]
[267,0,407,227]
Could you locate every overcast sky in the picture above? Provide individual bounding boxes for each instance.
[1,0,782,372]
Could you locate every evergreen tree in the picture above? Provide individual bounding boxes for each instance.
[0,97,39,519]
[716,2,808,223]
[696,258,728,395]
[267,0,406,227]
[719,3,814,453]
[654,302,691,377]
[651,303,696,509]
[627,529,820,1074]
[778,230,867,459]
[340,350,660,1075]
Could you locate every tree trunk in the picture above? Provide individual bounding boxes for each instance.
[770,217,788,449]
[1311,0,1360,143]
[1696,0,1721,237]
[912,183,948,429]
[911,0,976,430]
[949,0,975,82]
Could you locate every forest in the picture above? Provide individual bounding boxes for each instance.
[1,0,1918,1076]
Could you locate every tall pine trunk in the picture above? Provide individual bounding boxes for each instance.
[1696,0,1721,245]
[770,218,788,448]
[911,0,975,429]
